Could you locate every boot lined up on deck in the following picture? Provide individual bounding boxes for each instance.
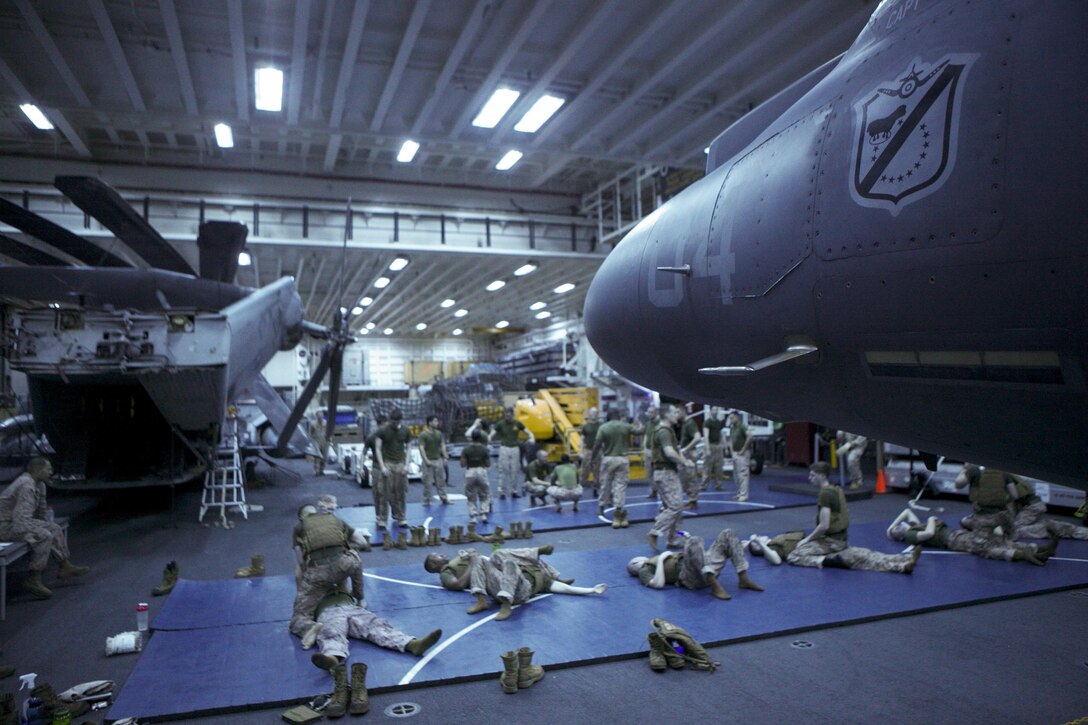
[152,560,179,596]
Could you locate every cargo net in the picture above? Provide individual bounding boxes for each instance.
[429,376,514,441]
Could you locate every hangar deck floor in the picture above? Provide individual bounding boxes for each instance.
[2,460,1085,724]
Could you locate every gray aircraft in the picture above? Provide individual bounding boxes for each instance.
[0,176,349,488]
[584,0,1087,489]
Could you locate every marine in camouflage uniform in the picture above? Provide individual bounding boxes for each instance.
[641,406,659,497]
[314,591,415,658]
[629,529,763,599]
[460,431,492,523]
[289,506,364,640]
[490,408,533,498]
[547,456,583,511]
[887,508,1056,564]
[678,410,702,507]
[375,409,413,527]
[524,450,552,506]
[955,464,1018,533]
[1008,479,1088,541]
[579,407,602,495]
[647,406,694,550]
[365,416,387,528]
[418,416,449,505]
[836,432,869,489]
[728,412,752,502]
[701,408,726,491]
[594,410,639,512]
[787,462,919,573]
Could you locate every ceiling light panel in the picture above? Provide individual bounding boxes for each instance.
[388,256,409,271]
[254,67,283,112]
[397,140,420,163]
[485,280,505,292]
[495,320,509,329]
[213,123,234,148]
[237,251,251,266]
[495,150,523,171]
[452,328,463,336]
[440,299,455,308]
[454,309,468,318]
[472,88,520,128]
[514,95,565,133]
[529,301,546,311]
[20,104,53,130]
[554,283,575,294]
[374,277,391,289]
[513,263,537,276]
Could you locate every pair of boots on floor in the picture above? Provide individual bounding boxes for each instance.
[312,660,369,718]
[24,559,90,599]
[499,647,544,694]
[604,507,630,529]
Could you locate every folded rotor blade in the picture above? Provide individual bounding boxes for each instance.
[54,176,195,275]
[0,198,131,267]
[0,234,67,266]
[243,375,315,457]
[276,343,334,456]
[323,341,345,449]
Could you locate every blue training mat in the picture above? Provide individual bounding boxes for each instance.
[110,524,1088,721]
[335,465,816,536]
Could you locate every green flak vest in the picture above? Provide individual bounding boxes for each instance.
[976,469,1010,509]
[301,513,348,553]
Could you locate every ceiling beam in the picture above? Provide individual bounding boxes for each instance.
[529,2,687,151]
[0,56,90,157]
[408,0,486,137]
[89,0,147,113]
[568,2,768,154]
[489,0,618,143]
[323,1,371,171]
[227,0,249,123]
[13,0,92,108]
[370,0,431,133]
[159,0,199,116]
[286,0,311,127]
[450,0,553,140]
[309,0,336,123]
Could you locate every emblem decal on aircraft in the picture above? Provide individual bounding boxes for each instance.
[851,54,977,214]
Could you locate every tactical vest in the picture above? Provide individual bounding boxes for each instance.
[826,488,849,538]
[976,469,1009,508]
[301,513,347,553]
[651,424,675,469]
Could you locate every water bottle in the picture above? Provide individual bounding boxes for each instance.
[136,602,149,645]
[24,696,45,725]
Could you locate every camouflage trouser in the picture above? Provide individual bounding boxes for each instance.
[469,548,557,604]
[1011,501,1046,537]
[498,446,521,496]
[678,529,748,589]
[787,537,912,572]
[548,485,583,503]
[421,460,447,502]
[649,469,684,545]
[580,449,601,489]
[599,456,629,508]
[0,518,68,571]
[371,467,387,525]
[463,467,491,519]
[289,550,363,637]
[316,604,413,660]
[846,449,864,487]
[946,529,1039,561]
[385,462,408,524]
[524,480,549,500]
[1014,509,1088,540]
[733,450,751,499]
[702,444,724,490]
[961,510,1010,534]
[682,451,700,503]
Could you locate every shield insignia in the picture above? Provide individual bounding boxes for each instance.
[851,54,976,215]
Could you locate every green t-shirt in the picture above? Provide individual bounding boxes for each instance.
[377,423,411,464]
[440,556,470,590]
[418,427,445,459]
[493,419,526,447]
[638,555,682,586]
[551,462,579,489]
[581,421,601,448]
[817,485,849,540]
[461,443,490,468]
[526,460,551,483]
[704,418,725,444]
[597,420,635,457]
[680,418,699,447]
[730,422,749,451]
[652,424,678,471]
[903,521,951,549]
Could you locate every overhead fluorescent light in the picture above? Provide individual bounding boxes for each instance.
[351,306,363,316]
[452,328,463,336]
[416,323,427,331]
[339,306,348,315]
[383,328,394,335]
[20,104,53,130]
[495,150,523,171]
[397,139,420,163]
[361,328,370,335]
[513,263,537,276]
[388,255,410,271]
[529,301,546,311]
[238,251,252,266]
[486,280,506,292]
[374,277,391,289]
[440,299,455,308]
[535,310,552,319]
[255,67,283,111]
[359,296,373,307]
[554,283,575,294]
[495,320,509,329]
[472,88,520,128]
[704,147,710,154]
[454,309,468,318]
[213,123,234,148]
[365,322,376,330]
[514,95,565,133]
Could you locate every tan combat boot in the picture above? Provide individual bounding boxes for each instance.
[57,560,90,579]
[646,632,668,671]
[408,526,424,547]
[499,651,519,694]
[152,560,179,596]
[489,526,505,544]
[516,647,544,689]
[508,522,522,539]
[382,532,394,550]
[349,663,369,715]
[466,522,484,542]
[234,554,264,578]
[394,531,408,550]
[24,571,52,599]
[326,662,349,718]
[523,521,533,539]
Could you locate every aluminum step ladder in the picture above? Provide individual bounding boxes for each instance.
[199,416,248,525]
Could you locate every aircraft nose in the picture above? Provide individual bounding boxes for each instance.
[584,220,651,380]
